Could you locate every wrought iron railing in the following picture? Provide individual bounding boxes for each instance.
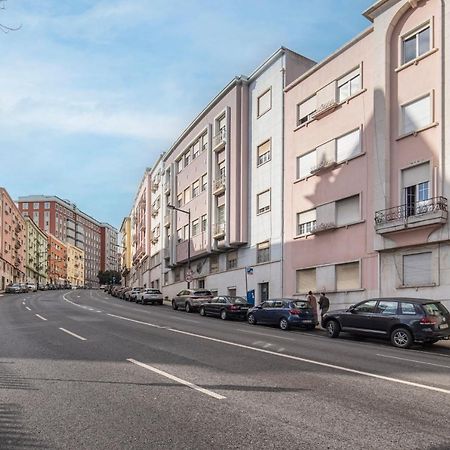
[374,196,448,226]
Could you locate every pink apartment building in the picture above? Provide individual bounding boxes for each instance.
[284,0,450,308]
[0,187,26,289]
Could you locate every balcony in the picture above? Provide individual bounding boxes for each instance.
[213,223,226,240]
[310,159,338,176]
[213,175,226,196]
[212,128,226,150]
[311,100,338,120]
[374,197,448,234]
[311,222,337,234]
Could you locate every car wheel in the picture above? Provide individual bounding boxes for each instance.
[172,301,178,310]
[199,307,206,316]
[279,317,289,331]
[220,309,228,321]
[185,302,192,313]
[391,328,413,349]
[248,313,257,325]
[326,320,341,338]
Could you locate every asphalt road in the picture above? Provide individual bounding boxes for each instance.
[0,289,449,450]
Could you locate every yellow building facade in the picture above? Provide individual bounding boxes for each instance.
[120,216,132,285]
[25,217,48,286]
[67,244,85,287]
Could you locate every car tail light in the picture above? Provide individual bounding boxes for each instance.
[420,317,438,325]
[229,305,240,311]
[289,309,301,315]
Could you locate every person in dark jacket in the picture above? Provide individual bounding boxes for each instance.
[318,293,330,325]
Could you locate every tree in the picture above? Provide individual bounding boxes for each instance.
[97,270,122,285]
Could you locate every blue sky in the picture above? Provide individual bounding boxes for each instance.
[0,0,373,228]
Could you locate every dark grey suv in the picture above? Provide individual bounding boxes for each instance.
[323,297,450,348]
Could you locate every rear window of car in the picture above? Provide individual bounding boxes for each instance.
[194,290,212,296]
[291,301,311,309]
[147,289,161,294]
[230,297,247,304]
[423,302,449,316]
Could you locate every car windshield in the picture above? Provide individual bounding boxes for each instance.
[193,290,212,296]
[423,302,449,316]
[229,297,247,304]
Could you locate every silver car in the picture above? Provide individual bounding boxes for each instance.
[172,289,213,313]
[138,288,163,305]
[127,287,143,302]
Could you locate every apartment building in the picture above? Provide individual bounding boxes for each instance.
[66,244,84,287]
[25,217,48,286]
[47,234,67,285]
[120,216,132,286]
[100,223,119,272]
[18,195,117,287]
[0,188,26,289]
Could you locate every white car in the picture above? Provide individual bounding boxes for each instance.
[26,283,37,292]
[138,288,163,305]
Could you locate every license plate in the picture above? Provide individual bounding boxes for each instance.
[303,320,312,323]
[439,323,449,330]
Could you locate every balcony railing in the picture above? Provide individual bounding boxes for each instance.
[213,223,226,240]
[213,175,226,195]
[374,197,448,233]
[212,128,226,149]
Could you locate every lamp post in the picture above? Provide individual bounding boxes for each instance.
[167,204,191,288]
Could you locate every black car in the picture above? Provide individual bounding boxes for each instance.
[199,296,250,320]
[323,297,450,348]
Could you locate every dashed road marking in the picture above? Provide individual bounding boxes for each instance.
[35,314,47,321]
[376,353,450,369]
[25,306,31,311]
[59,327,87,341]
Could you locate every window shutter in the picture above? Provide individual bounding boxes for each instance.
[336,195,360,227]
[316,202,335,227]
[296,268,316,293]
[258,190,270,212]
[298,209,316,225]
[402,96,431,134]
[316,140,336,166]
[336,262,360,290]
[403,252,432,285]
[316,82,336,108]
[258,90,271,115]
[401,162,429,189]
[298,96,317,119]
[298,151,316,179]
[257,140,271,157]
[337,67,360,87]
[336,129,361,162]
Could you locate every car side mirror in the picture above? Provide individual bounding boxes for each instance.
[348,305,356,313]
[255,305,262,309]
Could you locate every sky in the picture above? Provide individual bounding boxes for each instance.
[0,0,374,229]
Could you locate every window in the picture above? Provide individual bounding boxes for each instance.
[257,190,271,214]
[296,268,316,293]
[297,151,316,179]
[193,140,200,159]
[177,194,183,208]
[192,180,200,198]
[353,300,377,313]
[192,219,199,236]
[184,151,191,167]
[402,24,430,64]
[402,162,430,216]
[201,214,207,232]
[22,203,28,209]
[176,159,183,173]
[227,251,238,270]
[201,133,208,151]
[298,96,316,125]
[336,195,360,227]
[177,228,182,243]
[336,129,361,162]
[336,261,360,291]
[257,241,270,264]
[174,268,181,282]
[201,174,207,191]
[297,209,316,236]
[401,94,432,135]
[217,115,226,134]
[217,204,225,224]
[378,300,398,315]
[183,224,189,240]
[210,255,219,273]
[44,202,50,209]
[257,88,271,117]
[33,203,39,209]
[403,252,432,286]
[337,68,361,102]
[184,187,191,205]
[257,140,271,166]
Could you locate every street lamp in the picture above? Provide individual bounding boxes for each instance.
[167,204,191,288]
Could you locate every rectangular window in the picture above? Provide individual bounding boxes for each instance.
[257,190,271,214]
[33,202,39,209]
[257,88,272,117]
[257,241,270,264]
[201,133,208,151]
[192,180,200,198]
[184,187,191,204]
[336,128,361,163]
[297,95,316,125]
[297,151,316,179]
[177,228,182,243]
[296,268,316,293]
[201,214,207,232]
[184,151,191,167]
[257,140,271,166]
[192,219,199,236]
[23,203,28,209]
[218,115,226,134]
[176,159,183,173]
[227,251,238,270]
[44,202,50,209]
[217,204,225,224]
[402,25,430,64]
[297,209,317,236]
[201,174,208,191]
[183,224,189,240]
[192,140,200,159]
[210,255,219,273]
[336,261,360,291]
[174,268,181,282]
[403,252,432,286]
[336,195,360,227]
[401,94,432,135]
[337,67,361,102]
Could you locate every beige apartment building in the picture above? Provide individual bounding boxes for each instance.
[25,217,48,286]
[66,244,84,287]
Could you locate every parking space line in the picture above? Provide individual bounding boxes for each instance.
[127,358,226,400]
[376,354,450,369]
[35,314,47,321]
[59,328,87,341]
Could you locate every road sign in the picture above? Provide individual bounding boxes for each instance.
[185,270,194,283]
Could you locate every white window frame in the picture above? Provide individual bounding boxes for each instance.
[297,95,316,126]
[400,21,432,66]
[297,209,317,237]
[257,87,272,118]
[257,189,271,215]
[257,139,271,167]
[337,66,362,103]
[399,92,434,137]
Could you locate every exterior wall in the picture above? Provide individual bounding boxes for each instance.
[47,234,67,285]
[100,223,119,272]
[25,217,48,285]
[120,216,132,286]
[66,244,85,287]
[0,188,26,289]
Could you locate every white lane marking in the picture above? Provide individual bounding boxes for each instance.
[127,358,226,400]
[59,327,87,341]
[237,329,295,341]
[107,313,450,395]
[35,314,47,321]
[377,354,450,369]
[22,301,25,305]
[63,293,96,312]
[107,313,165,329]
[25,306,31,311]
[402,347,450,359]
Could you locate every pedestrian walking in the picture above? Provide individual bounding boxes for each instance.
[318,292,330,325]
[306,291,318,325]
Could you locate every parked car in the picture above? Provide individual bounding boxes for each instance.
[199,296,250,320]
[323,297,450,349]
[120,287,132,299]
[26,283,37,292]
[19,283,29,293]
[127,287,143,302]
[172,289,214,313]
[247,299,317,330]
[138,288,163,305]
[5,283,22,294]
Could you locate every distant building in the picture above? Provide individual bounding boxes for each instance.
[24,217,48,286]
[47,234,67,286]
[66,244,84,287]
[120,216,132,286]
[100,223,119,273]
[0,187,26,289]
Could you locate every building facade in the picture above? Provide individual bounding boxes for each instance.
[100,223,119,273]
[66,244,85,287]
[25,217,48,286]
[0,188,26,290]
[120,217,132,286]
[47,234,67,286]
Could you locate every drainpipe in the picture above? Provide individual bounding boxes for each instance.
[281,58,286,297]
[441,0,446,200]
